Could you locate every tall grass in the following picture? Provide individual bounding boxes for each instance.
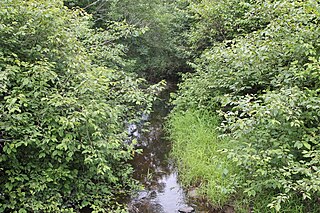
[167,110,241,207]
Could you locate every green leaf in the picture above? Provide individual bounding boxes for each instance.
[18,208,27,213]
[303,142,311,150]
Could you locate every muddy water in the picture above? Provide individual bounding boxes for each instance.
[127,83,216,213]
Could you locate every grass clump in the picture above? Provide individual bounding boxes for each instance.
[167,110,241,207]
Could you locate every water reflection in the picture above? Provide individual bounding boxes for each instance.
[127,83,193,213]
[129,172,188,213]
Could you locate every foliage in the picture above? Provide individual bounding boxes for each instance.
[173,0,320,110]
[173,0,272,58]
[167,110,241,207]
[170,0,320,211]
[0,0,163,212]
[220,88,320,211]
[64,0,190,80]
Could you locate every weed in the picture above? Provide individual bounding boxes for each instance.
[167,110,242,208]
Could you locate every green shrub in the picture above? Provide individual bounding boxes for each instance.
[221,87,320,212]
[0,0,162,212]
[170,0,320,211]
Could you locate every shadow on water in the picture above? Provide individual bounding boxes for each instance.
[126,82,224,213]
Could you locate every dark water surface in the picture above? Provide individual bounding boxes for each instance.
[126,82,217,213]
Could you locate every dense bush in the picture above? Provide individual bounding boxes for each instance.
[0,0,163,212]
[65,0,189,80]
[221,88,320,211]
[170,0,320,211]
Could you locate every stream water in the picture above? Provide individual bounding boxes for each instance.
[126,83,217,213]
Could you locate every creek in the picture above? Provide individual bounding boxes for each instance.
[126,82,216,213]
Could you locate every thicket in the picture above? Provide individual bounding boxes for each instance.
[170,0,320,211]
[0,0,163,212]
[64,0,189,81]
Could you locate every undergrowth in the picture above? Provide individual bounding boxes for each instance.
[168,110,320,212]
[167,110,241,207]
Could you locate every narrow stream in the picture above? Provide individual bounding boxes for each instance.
[127,82,216,213]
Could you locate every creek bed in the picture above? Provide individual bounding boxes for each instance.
[126,82,217,213]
